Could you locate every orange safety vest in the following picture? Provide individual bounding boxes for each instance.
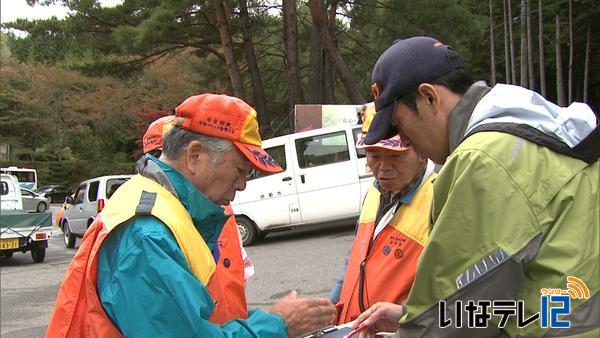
[208,205,248,324]
[46,175,246,337]
[55,207,64,226]
[336,174,435,324]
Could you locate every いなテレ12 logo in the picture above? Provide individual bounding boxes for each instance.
[540,276,590,328]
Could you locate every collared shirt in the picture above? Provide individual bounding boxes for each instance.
[372,160,436,240]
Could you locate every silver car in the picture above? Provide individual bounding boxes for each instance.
[61,174,132,248]
[20,188,50,212]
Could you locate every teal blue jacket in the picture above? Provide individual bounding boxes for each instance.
[97,155,287,338]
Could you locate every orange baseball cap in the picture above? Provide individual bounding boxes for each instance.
[174,93,283,173]
[142,115,176,153]
[356,102,409,152]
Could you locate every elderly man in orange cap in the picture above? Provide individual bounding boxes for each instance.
[140,113,255,323]
[330,103,436,325]
[47,94,336,338]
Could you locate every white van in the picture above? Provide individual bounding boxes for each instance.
[231,125,374,245]
[1,174,23,210]
[61,174,132,248]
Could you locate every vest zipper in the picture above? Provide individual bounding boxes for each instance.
[358,196,402,313]
[358,226,377,313]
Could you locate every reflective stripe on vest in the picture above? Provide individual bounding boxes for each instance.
[336,174,435,324]
[46,174,218,337]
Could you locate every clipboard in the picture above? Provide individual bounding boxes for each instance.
[303,325,353,338]
[303,325,399,338]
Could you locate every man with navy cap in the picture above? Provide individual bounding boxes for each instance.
[351,36,598,337]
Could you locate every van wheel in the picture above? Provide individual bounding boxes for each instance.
[236,217,258,246]
[36,202,48,212]
[63,221,76,248]
[2,252,13,258]
[31,244,46,263]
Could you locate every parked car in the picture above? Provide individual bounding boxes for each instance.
[37,185,72,203]
[20,188,50,212]
[230,125,374,245]
[1,174,23,210]
[61,175,132,248]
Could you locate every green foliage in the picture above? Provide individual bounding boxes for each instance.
[1,0,598,180]
[3,18,71,63]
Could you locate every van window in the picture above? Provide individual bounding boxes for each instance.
[352,127,366,158]
[296,131,350,169]
[10,171,35,184]
[73,185,86,205]
[246,145,287,180]
[88,181,100,202]
[106,178,129,199]
[1,182,8,195]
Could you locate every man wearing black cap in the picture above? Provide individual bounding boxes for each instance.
[351,36,599,337]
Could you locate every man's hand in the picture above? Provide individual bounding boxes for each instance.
[270,290,336,337]
[350,302,404,338]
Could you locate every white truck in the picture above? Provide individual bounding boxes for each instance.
[231,124,374,245]
[1,174,52,262]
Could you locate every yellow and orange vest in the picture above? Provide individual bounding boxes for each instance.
[336,175,434,324]
[46,175,247,337]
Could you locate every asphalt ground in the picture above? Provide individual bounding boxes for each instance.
[0,204,355,337]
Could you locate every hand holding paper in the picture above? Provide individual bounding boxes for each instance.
[350,302,404,338]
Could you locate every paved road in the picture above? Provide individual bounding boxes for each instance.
[0,205,354,337]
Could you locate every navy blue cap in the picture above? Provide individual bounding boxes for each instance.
[364,36,465,145]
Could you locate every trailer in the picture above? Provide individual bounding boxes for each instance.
[0,210,52,263]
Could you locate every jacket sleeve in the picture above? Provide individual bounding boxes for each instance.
[97,217,287,338]
[329,248,350,303]
[398,148,542,337]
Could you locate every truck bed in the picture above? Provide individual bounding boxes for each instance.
[1,209,52,239]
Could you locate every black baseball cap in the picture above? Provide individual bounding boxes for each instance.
[364,36,465,145]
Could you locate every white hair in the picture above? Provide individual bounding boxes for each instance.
[162,127,234,164]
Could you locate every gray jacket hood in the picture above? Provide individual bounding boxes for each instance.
[465,84,597,148]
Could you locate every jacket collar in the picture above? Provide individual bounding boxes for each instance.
[447,81,491,154]
[137,154,227,244]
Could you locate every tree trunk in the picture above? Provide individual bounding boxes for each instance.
[324,3,337,103]
[489,0,497,85]
[508,0,517,84]
[323,52,335,103]
[308,0,364,104]
[538,0,546,96]
[239,0,267,123]
[555,14,565,106]
[583,24,590,103]
[282,0,302,114]
[519,0,528,87]
[214,0,245,98]
[503,0,511,83]
[567,0,573,103]
[526,0,535,89]
[307,14,324,103]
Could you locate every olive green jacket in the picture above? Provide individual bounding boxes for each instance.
[398,83,599,337]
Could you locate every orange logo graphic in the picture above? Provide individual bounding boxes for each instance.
[565,276,590,299]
